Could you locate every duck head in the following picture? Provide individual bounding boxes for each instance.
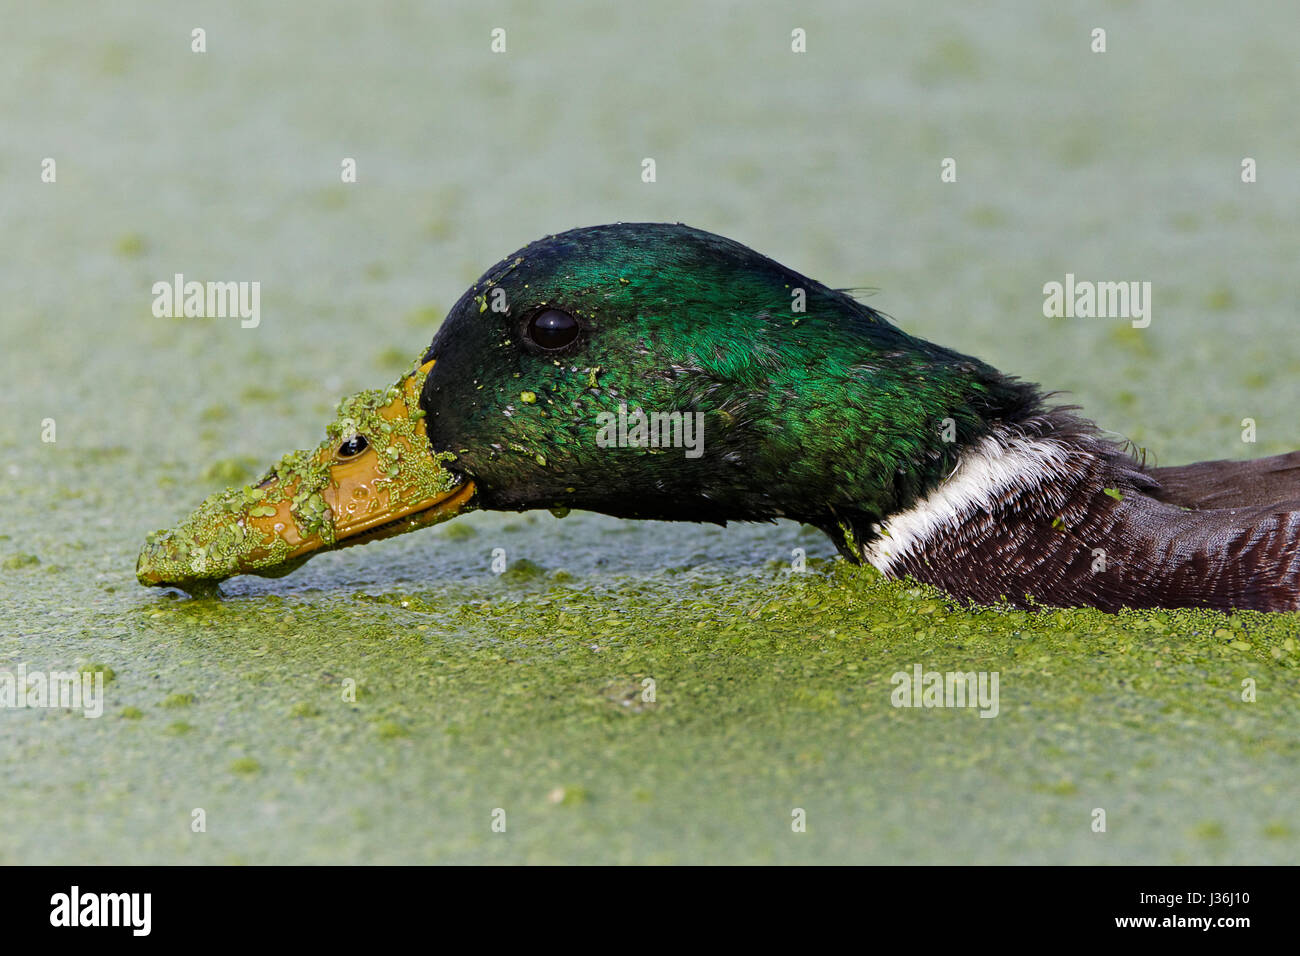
[138,222,1035,591]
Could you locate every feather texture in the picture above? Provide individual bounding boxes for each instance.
[864,415,1300,611]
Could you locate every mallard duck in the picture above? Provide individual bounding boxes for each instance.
[137,223,1300,611]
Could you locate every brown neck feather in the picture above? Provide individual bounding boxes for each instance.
[878,432,1300,612]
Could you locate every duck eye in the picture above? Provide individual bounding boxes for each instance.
[336,435,369,459]
[527,309,580,350]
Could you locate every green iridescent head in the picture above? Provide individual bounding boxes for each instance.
[420,223,1034,533]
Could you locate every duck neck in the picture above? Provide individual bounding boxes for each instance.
[839,415,1300,612]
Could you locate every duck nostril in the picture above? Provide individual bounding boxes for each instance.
[337,435,369,459]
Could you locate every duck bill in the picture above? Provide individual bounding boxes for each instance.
[137,360,476,590]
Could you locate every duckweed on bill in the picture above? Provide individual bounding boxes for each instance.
[135,361,463,588]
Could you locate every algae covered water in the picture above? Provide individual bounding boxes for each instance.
[2,1,1298,863]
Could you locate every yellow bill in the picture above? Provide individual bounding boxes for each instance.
[137,360,475,590]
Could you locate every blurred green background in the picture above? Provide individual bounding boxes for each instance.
[2,1,1297,863]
